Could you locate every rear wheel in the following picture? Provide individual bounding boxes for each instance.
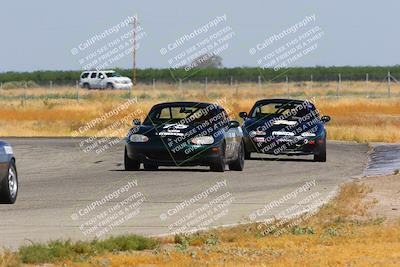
[83,83,90,89]
[229,141,245,171]
[106,83,114,89]
[313,137,326,162]
[210,142,226,172]
[124,148,140,170]
[0,160,18,204]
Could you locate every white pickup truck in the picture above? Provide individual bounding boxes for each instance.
[79,70,133,90]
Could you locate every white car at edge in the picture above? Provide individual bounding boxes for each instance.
[79,70,133,90]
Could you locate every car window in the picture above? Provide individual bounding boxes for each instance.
[144,105,220,125]
[251,102,307,118]
[105,72,122,78]
[98,73,105,79]
[90,72,97,79]
[81,72,89,79]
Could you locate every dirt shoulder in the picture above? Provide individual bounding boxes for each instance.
[357,174,400,223]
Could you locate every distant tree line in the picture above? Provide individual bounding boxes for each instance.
[0,66,399,86]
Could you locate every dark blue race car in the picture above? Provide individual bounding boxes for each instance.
[124,102,245,172]
[0,141,18,204]
[240,99,331,162]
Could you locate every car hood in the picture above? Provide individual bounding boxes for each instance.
[242,117,323,135]
[127,123,216,140]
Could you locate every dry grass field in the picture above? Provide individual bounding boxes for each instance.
[0,81,400,142]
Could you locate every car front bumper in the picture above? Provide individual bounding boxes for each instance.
[243,135,321,155]
[126,142,222,166]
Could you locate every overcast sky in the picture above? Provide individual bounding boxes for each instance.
[1,0,399,72]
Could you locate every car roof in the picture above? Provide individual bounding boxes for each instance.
[82,70,115,73]
[152,101,223,109]
[255,98,304,104]
[254,98,313,106]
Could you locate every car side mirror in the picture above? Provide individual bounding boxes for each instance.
[229,120,240,129]
[132,119,141,126]
[321,115,331,124]
[239,112,248,119]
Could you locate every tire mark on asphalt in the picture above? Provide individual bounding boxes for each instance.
[364,144,400,176]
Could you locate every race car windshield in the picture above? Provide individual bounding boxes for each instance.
[250,102,312,119]
[105,72,122,78]
[144,105,221,125]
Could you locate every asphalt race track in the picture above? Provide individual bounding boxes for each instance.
[0,138,369,248]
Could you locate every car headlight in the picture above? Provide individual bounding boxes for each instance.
[3,145,13,154]
[191,136,214,145]
[249,130,266,137]
[129,134,149,142]
[301,132,316,137]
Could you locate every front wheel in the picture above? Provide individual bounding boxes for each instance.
[313,138,326,162]
[229,141,245,171]
[210,142,226,172]
[124,148,140,170]
[0,160,18,204]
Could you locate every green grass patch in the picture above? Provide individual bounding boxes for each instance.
[18,235,159,264]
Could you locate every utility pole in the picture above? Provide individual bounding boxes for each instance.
[285,76,289,97]
[130,15,138,86]
[205,77,208,96]
[387,71,391,98]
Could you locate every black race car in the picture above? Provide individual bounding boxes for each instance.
[124,102,245,172]
[240,99,331,162]
[0,141,18,204]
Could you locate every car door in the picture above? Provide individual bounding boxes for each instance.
[89,71,99,88]
[221,109,238,160]
[0,145,9,180]
[98,72,107,89]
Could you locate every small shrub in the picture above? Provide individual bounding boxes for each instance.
[291,225,315,235]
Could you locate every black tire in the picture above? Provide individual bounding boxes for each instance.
[83,83,90,89]
[124,148,140,170]
[0,160,18,204]
[106,83,114,89]
[229,141,245,171]
[144,164,159,171]
[210,142,226,172]
[244,149,251,160]
[313,137,327,162]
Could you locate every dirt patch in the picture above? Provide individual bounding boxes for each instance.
[356,174,400,223]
